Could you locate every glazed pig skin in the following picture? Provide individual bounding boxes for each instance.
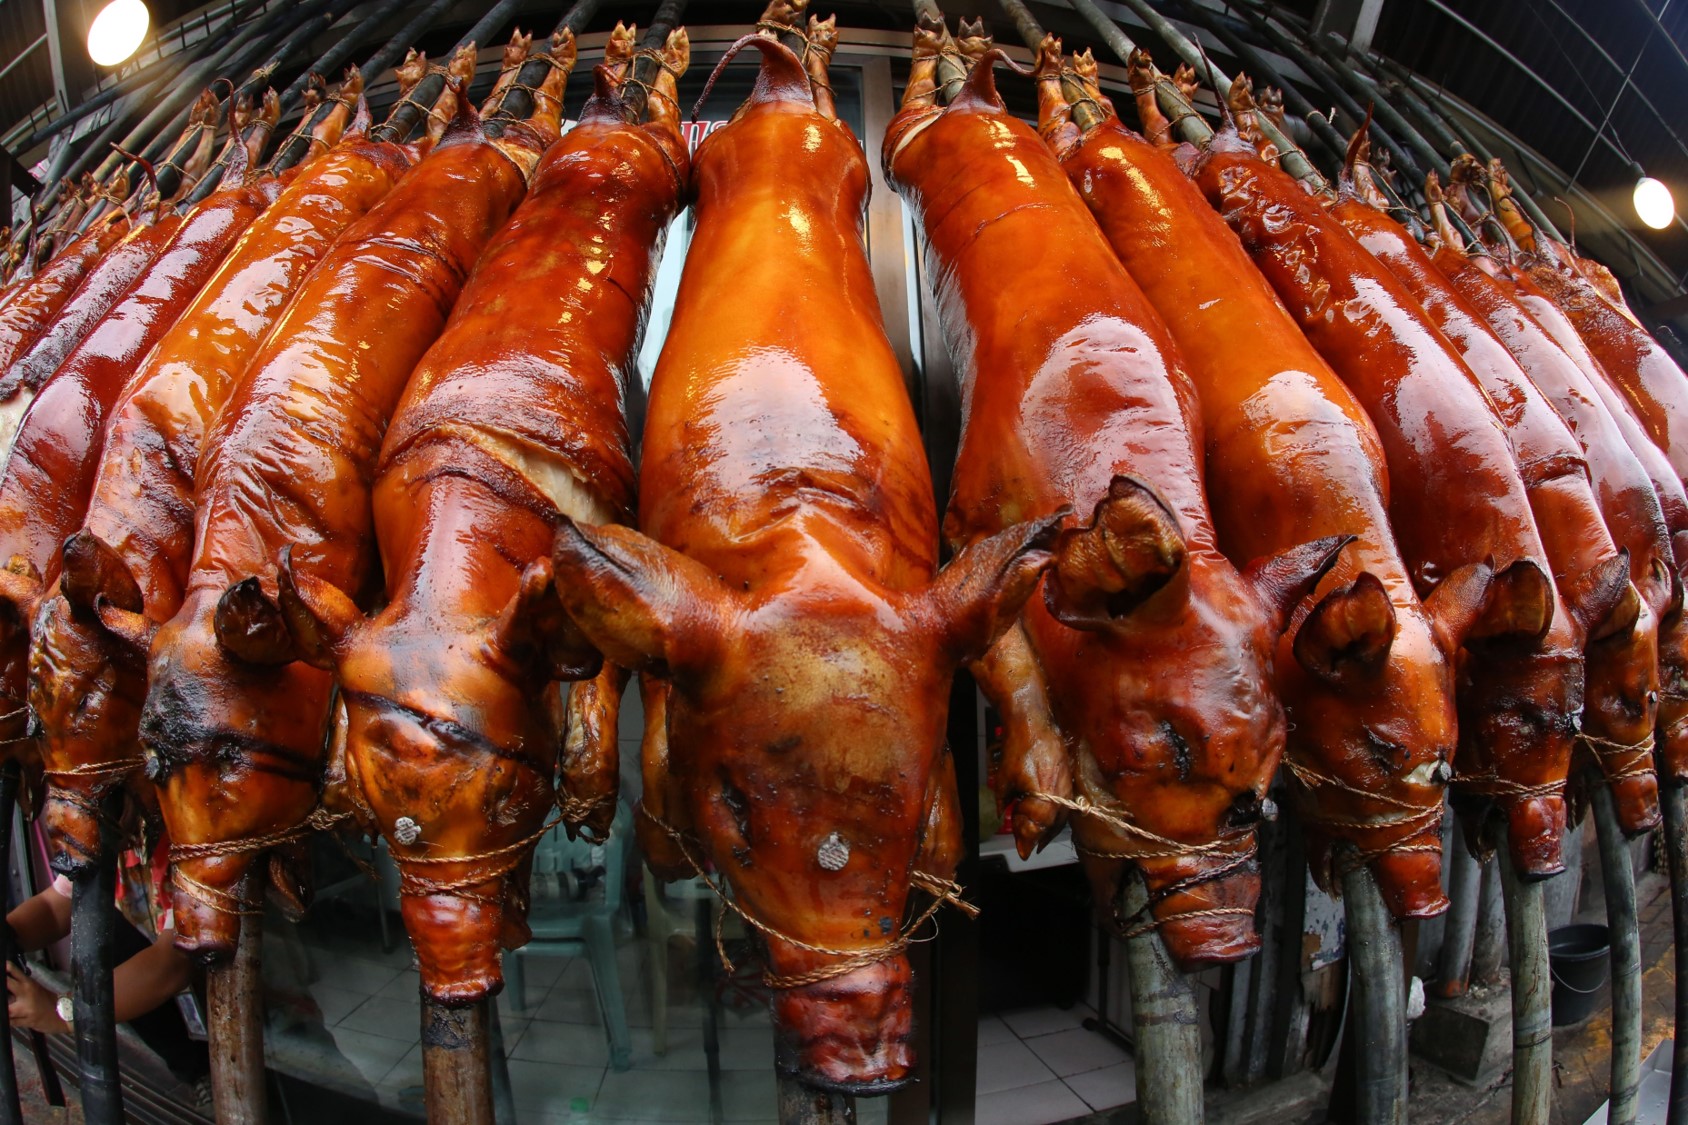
[27,113,414,877]
[1042,93,1481,905]
[0,214,131,404]
[0,174,275,766]
[279,34,695,1006]
[1331,189,1647,840]
[1193,134,1589,868]
[550,36,1061,1094]
[137,94,560,959]
[883,41,1347,964]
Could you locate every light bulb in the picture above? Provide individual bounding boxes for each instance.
[87,0,149,67]
[1634,175,1675,230]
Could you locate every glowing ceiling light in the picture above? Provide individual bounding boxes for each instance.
[87,0,149,67]
[1634,174,1675,230]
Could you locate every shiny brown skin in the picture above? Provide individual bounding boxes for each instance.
[0,180,273,770]
[1333,198,1649,842]
[1437,249,1683,789]
[279,41,695,1007]
[1194,142,1587,872]
[551,38,1057,1094]
[26,125,414,880]
[1497,267,1688,789]
[1526,260,1688,486]
[1049,113,1473,910]
[0,210,188,405]
[137,101,556,960]
[0,214,131,388]
[887,50,1318,967]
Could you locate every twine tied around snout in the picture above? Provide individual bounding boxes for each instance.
[636,802,978,990]
[1578,730,1657,784]
[1279,760,1446,874]
[1025,791,1262,940]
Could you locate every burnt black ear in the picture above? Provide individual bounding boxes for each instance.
[490,557,603,681]
[61,530,142,616]
[1567,551,1636,641]
[551,518,728,676]
[1044,475,1184,629]
[276,546,362,672]
[1292,571,1397,686]
[1242,534,1354,637]
[1468,557,1553,643]
[214,577,297,666]
[1423,561,1496,654]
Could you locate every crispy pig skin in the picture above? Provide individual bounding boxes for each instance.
[884,47,1335,964]
[1041,96,1464,911]
[1334,200,1648,847]
[27,125,414,879]
[550,37,1058,1093]
[139,101,557,960]
[0,213,131,389]
[1192,137,1585,870]
[282,37,692,1005]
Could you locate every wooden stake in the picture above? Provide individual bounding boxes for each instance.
[1121,871,1204,1125]
[1339,857,1407,1125]
[68,788,125,1125]
[776,1074,855,1125]
[422,997,493,1124]
[1593,781,1643,1125]
[1498,855,1552,1125]
[1660,780,1688,1125]
[207,874,267,1124]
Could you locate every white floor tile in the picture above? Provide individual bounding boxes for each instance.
[999,1003,1092,1040]
[308,984,366,1026]
[1064,1059,1137,1111]
[1024,1026,1133,1078]
[720,1069,778,1121]
[310,954,406,996]
[337,994,421,1038]
[511,1017,615,1067]
[975,1037,1059,1095]
[977,1015,1015,1046]
[594,1067,729,1120]
[376,970,421,1000]
[975,1078,1092,1125]
[326,1026,414,1087]
[505,1057,606,1114]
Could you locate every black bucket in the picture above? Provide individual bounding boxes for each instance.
[1548,923,1611,1026]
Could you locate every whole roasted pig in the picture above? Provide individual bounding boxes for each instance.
[277,30,690,1004]
[549,31,1062,1093]
[137,46,565,956]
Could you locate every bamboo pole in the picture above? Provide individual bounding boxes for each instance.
[777,1075,855,1124]
[1433,827,1481,998]
[1499,855,1552,1125]
[422,999,493,1124]
[0,762,21,1125]
[1339,856,1407,1125]
[486,0,606,128]
[68,789,126,1125]
[1660,779,1688,1125]
[1120,871,1204,1125]
[369,0,535,144]
[277,0,414,108]
[1593,781,1644,1125]
[207,873,267,1124]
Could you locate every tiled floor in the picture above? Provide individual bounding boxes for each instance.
[976,1004,1137,1125]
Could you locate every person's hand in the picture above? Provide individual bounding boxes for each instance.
[6,963,68,1033]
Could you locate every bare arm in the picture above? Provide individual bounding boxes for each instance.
[6,885,70,951]
[7,927,193,1033]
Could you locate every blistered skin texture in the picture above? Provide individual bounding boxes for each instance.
[1051,117,1459,914]
[1440,253,1679,790]
[0,183,269,755]
[0,215,131,386]
[27,140,412,877]
[331,103,687,1004]
[0,215,185,404]
[139,120,543,958]
[1336,203,1642,853]
[884,67,1302,964]
[1527,262,1688,486]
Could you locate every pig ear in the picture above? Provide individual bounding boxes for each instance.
[276,547,363,671]
[932,512,1065,660]
[1292,571,1397,686]
[1467,557,1551,643]
[93,598,157,656]
[1566,551,1635,641]
[214,577,297,666]
[1241,534,1353,637]
[61,530,142,616]
[1423,561,1496,654]
[490,557,604,681]
[1043,475,1185,630]
[550,518,727,676]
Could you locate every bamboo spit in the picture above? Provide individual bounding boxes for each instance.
[1121,871,1204,1125]
[1340,856,1408,1125]
[1661,782,1688,1124]
[0,762,19,1125]
[208,879,267,1125]
[1499,856,1552,1125]
[1433,828,1482,998]
[1594,782,1644,1125]
[69,790,126,1125]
